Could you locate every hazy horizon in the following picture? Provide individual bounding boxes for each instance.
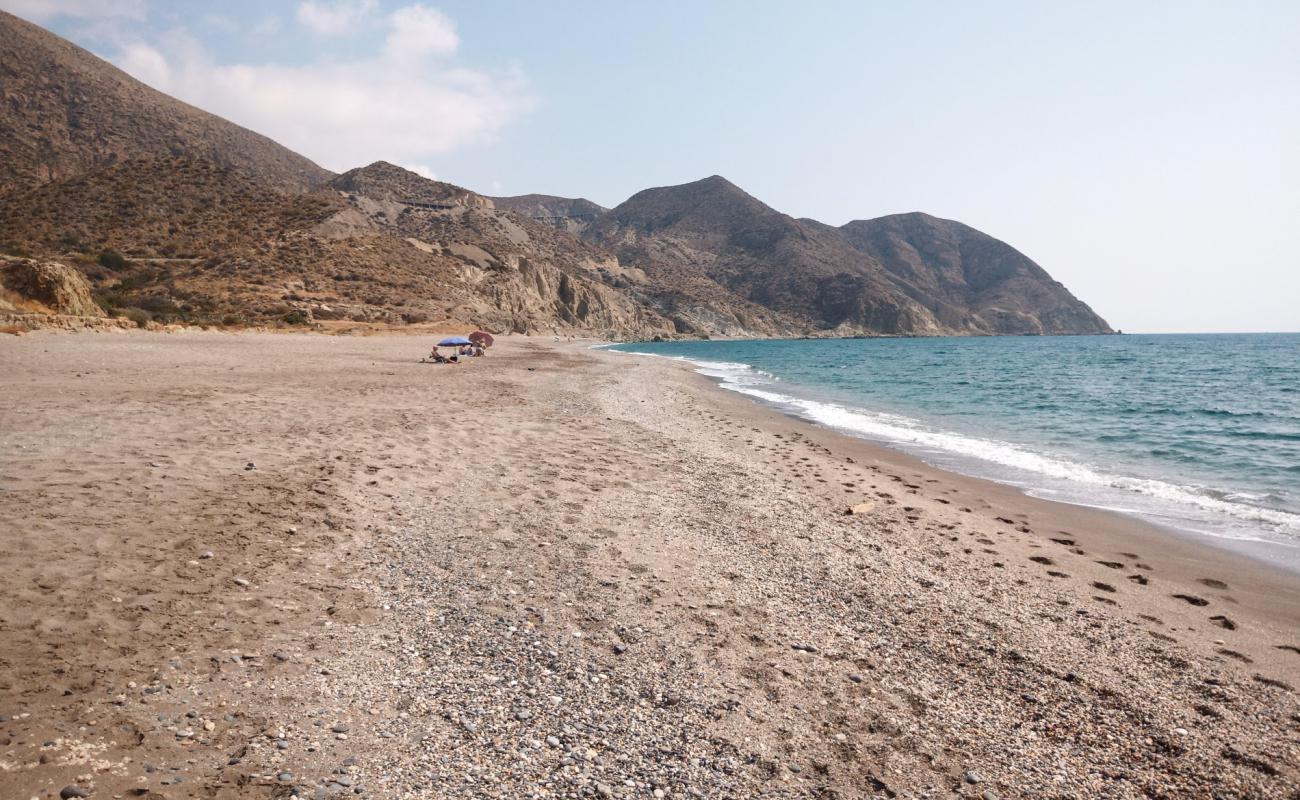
[4,0,1297,334]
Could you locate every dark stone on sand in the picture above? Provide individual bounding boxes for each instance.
[848,674,863,683]
[612,643,627,655]
[60,786,90,799]
[331,723,350,733]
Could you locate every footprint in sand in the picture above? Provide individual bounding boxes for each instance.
[1209,615,1237,630]
[1275,644,1300,655]
[1096,560,1125,569]
[1092,582,1116,593]
[1029,556,1054,565]
[1252,675,1292,691]
[1217,648,1253,663]
[1198,578,1230,590]
[1047,570,1070,578]
[1127,574,1149,585]
[1172,594,1209,606]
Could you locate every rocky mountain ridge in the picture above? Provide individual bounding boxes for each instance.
[491,194,608,235]
[0,11,1111,338]
[585,176,1111,336]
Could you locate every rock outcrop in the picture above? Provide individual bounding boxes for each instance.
[331,163,494,209]
[0,256,103,316]
[492,194,607,235]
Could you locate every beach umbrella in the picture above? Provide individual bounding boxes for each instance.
[469,331,495,348]
[438,335,473,347]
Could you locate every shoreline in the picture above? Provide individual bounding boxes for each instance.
[589,344,1300,632]
[604,339,1300,577]
[2,330,1297,798]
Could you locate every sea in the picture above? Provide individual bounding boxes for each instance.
[609,334,1300,569]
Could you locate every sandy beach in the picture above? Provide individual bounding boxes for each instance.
[1,330,1298,799]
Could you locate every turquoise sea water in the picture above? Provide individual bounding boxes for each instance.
[610,334,1300,567]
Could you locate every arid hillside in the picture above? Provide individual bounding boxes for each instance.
[0,158,670,334]
[492,194,608,235]
[0,10,330,193]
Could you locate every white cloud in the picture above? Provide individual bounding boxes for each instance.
[384,5,458,61]
[295,0,376,36]
[111,5,534,173]
[0,0,144,21]
[118,40,170,86]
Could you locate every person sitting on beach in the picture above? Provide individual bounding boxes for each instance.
[473,345,484,357]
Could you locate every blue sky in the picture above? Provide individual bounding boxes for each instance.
[5,0,1298,333]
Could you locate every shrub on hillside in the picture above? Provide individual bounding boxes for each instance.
[122,308,151,328]
[98,249,127,270]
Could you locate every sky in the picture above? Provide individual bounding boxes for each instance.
[4,0,1298,333]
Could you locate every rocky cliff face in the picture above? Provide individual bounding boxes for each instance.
[323,163,667,335]
[0,11,331,193]
[492,194,607,235]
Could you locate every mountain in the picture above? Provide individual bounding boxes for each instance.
[839,213,1112,335]
[0,10,330,193]
[492,194,608,235]
[0,157,670,334]
[0,12,1111,339]
[584,176,1112,336]
[332,162,494,209]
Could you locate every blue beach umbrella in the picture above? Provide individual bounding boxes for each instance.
[438,336,473,346]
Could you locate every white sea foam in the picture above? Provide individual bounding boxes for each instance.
[620,349,1300,546]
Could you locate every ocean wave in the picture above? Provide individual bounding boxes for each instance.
[733,385,1300,538]
[613,346,1300,546]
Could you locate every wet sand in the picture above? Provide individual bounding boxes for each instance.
[1,330,1297,799]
